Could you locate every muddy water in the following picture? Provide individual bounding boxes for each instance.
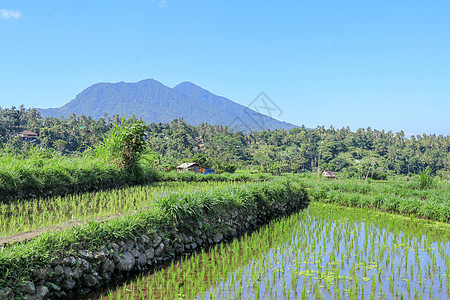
[94,202,450,299]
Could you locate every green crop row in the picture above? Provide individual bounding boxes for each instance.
[0,181,240,237]
[0,155,158,203]
[157,170,273,182]
[0,154,273,204]
[304,178,450,223]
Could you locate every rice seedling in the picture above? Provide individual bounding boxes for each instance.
[97,200,450,299]
[0,179,309,298]
[0,181,241,237]
[301,175,450,223]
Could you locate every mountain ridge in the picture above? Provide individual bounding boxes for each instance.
[38,79,298,132]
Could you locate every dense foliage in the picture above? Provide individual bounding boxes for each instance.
[0,105,115,153]
[1,106,449,179]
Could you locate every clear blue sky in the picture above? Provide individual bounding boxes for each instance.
[1,1,449,136]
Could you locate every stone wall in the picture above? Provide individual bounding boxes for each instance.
[0,192,308,300]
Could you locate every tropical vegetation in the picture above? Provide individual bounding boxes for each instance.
[1,105,449,179]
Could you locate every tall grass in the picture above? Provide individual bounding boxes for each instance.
[0,154,158,202]
[418,166,435,190]
[158,170,273,182]
[88,116,148,170]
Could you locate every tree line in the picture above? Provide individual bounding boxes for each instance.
[1,106,449,178]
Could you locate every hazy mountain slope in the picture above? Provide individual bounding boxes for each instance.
[38,79,298,132]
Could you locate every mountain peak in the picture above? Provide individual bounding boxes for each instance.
[136,78,163,85]
[173,81,212,96]
[174,81,198,88]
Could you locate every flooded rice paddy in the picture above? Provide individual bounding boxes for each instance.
[97,202,450,299]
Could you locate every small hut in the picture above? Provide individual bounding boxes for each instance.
[176,162,202,173]
[322,170,337,180]
[12,130,38,142]
[20,130,38,139]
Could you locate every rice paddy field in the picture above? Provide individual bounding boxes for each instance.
[0,181,241,237]
[95,201,450,300]
[1,171,449,299]
[303,176,450,223]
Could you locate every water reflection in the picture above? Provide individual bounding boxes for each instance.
[98,203,450,299]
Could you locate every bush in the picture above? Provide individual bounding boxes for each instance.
[418,167,434,190]
[91,116,148,170]
[368,171,388,181]
[219,163,237,173]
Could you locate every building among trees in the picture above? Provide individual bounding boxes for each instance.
[176,162,214,174]
[12,130,38,142]
[322,170,337,179]
[177,162,202,173]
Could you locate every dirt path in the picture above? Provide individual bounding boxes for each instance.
[0,214,123,247]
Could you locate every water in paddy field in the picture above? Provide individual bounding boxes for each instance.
[97,203,450,299]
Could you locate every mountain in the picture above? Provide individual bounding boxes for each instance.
[38,79,298,132]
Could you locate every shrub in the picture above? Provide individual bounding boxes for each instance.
[369,171,388,181]
[91,116,148,170]
[219,163,237,173]
[418,167,434,190]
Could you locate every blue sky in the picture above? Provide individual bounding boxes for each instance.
[1,1,449,136]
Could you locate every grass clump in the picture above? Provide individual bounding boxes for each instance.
[89,116,148,171]
[418,166,435,190]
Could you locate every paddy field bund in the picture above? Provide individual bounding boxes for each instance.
[0,180,308,299]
